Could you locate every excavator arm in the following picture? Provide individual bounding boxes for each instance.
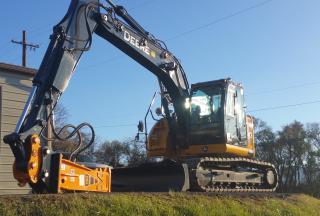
[3,0,190,192]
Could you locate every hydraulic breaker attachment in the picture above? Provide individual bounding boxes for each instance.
[6,134,111,193]
[51,154,111,193]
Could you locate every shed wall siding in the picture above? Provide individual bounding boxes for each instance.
[0,68,33,195]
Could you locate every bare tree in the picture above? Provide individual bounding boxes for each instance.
[51,104,95,159]
[93,138,148,167]
[124,139,148,166]
[94,140,130,167]
[53,104,69,128]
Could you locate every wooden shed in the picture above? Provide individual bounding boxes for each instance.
[0,62,35,195]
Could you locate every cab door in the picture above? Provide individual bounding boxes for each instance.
[234,87,247,144]
[224,85,238,144]
[189,88,224,145]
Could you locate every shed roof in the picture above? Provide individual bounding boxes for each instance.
[0,62,36,76]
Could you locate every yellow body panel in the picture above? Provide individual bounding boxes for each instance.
[245,115,255,157]
[147,116,255,159]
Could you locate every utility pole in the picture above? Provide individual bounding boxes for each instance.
[11,30,39,67]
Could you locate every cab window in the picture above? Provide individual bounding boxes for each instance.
[226,88,235,117]
[191,90,211,117]
[212,95,222,115]
[190,89,222,125]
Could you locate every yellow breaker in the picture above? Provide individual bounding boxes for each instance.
[10,134,111,193]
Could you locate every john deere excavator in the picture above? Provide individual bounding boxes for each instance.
[3,0,278,193]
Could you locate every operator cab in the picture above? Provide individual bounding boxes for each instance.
[145,78,252,158]
[189,78,247,146]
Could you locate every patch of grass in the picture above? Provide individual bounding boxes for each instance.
[0,193,319,216]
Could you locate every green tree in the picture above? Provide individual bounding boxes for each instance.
[306,123,320,150]
[303,151,319,184]
[254,119,320,195]
[305,123,320,184]
[278,121,309,188]
[254,118,276,162]
[254,118,285,189]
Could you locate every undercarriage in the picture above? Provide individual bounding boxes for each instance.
[112,157,278,192]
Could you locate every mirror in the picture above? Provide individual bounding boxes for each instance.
[135,133,140,141]
[137,121,144,132]
[155,107,162,116]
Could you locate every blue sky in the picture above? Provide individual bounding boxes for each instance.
[1,0,320,141]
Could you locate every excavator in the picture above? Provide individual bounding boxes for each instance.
[3,0,278,193]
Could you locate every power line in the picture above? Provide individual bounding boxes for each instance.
[28,25,52,37]
[248,99,320,113]
[248,81,320,95]
[92,99,320,128]
[167,0,274,41]
[0,1,155,58]
[4,0,273,65]
[78,55,125,71]
[74,0,275,70]
[128,0,159,11]
[0,41,10,51]
[95,123,137,128]
[26,1,157,40]
[95,120,156,129]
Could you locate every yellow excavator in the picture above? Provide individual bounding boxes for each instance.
[113,79,277,192]
[3,0,277,193]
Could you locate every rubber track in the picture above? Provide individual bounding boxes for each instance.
[188,157,278,193]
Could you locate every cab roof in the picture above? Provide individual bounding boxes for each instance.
[191,78,242,90]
